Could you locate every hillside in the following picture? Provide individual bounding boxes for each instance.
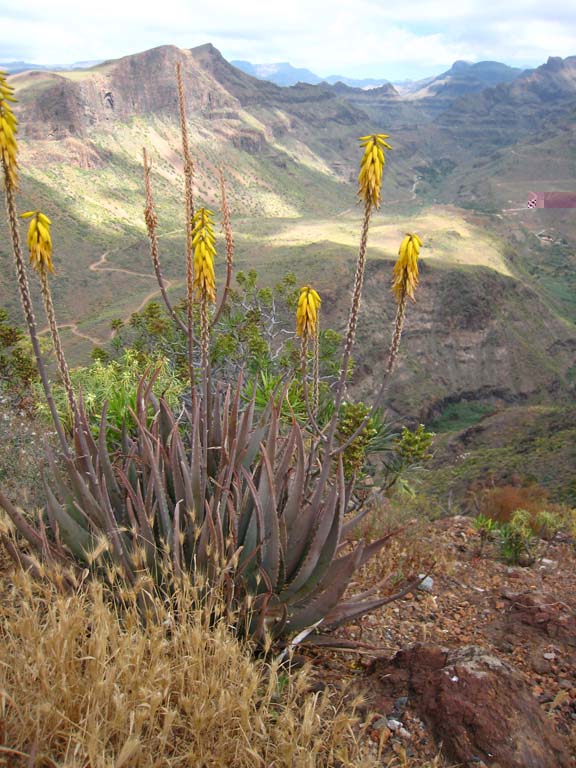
[1,44,575,503]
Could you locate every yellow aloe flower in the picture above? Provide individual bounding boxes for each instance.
[192,207,216,302]
[392,233,422,303]
[21,210,54,273]
[0,70,18,188]
[296,286,321,338]
[357,133,391,209]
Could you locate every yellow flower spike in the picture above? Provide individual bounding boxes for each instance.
[21,210,55,274]
[0,70,19,188]
[392,233,422,303]
[192,207,216,302]
[357,133,391,208]
[296,286,321,338]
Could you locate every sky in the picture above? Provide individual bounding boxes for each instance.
[1,0,575,80]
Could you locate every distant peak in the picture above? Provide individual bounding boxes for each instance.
[191,43,223,57]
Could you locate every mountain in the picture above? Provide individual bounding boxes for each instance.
[0,61,63,74]
[324,75,389,88]
[231,60,324,86]
[0,60,101,74]
[1,43,575,500]
[231,59,389,89]
[407,60,525,114]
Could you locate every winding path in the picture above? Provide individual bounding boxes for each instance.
[40,238,176,348]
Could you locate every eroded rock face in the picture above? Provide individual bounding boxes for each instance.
[375,644,572,768]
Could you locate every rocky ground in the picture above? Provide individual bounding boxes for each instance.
[1,475,574,766]
[304,516,576,766]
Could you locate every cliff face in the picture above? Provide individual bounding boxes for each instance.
[437,56,576,151]
[320,258,576,420]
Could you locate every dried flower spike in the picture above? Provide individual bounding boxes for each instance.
[192,208,216,302]
[357,133,391,209]
[0,70,18,188]
[21,210,54,273]
[296,286,321,338]
[392,233,422,303]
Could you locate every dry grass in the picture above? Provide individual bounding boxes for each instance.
[0,561,379,768]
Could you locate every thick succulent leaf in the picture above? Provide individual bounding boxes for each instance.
[189,404,203,523]
[98,403,122,504]
[323,580,417,629]
[0,489,52,556]
[45,484,93,561]
[237,465,263,574]
[281,426,306,564]
[284,545,364,634]
[283,478,338,594]
[257,446,280,588]
[355,528,402,570]
[274,422,297,502]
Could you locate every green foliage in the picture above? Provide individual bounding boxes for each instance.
[473,513,499,555]
[0,309,38,400]
[337,402,378,481]
[36,350,186,437]
[382,424,435,495]
[534,509,564,541]
[498,509,537,566]
[430,401,493,433]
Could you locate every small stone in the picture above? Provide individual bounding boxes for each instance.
[398,727,411,740]
[543,652,556,661]
[417,575,434,593]
[394,696,409,714]
[387,718,403,731]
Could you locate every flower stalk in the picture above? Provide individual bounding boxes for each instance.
[22,211,76,416]
[176,61,196,392]
[1,72,69,455]
[142,148,188,337]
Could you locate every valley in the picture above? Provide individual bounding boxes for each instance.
[1,43,575,503]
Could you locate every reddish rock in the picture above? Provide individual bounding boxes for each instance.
[503,591,576,645]
[375,644,572,768]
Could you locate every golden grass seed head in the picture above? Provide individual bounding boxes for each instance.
[296,286,321,338]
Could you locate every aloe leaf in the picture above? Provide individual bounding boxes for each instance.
[237,465,263,576]
[0,488,51,556]
[281,425,305,546]
[320,555,416,631]
[257,445,280,588]
[45,484,93,561]
[98,403,121,501]
[284,545,364,634]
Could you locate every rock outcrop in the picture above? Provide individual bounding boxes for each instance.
[374,643,572,768]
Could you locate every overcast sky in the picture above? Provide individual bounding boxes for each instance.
[1,0,575,80]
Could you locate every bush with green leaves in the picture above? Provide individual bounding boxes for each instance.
[36,349,187,437]
[0,308,38,402]
[498,509,537,566]
[473,513,499,556]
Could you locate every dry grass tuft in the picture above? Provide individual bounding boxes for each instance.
[0,561,378,767]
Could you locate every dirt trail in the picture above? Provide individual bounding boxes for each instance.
[40,244,176,348]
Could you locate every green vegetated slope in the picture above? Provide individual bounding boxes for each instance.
[1,44,575,500]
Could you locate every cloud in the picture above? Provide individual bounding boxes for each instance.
[0,0,574,77]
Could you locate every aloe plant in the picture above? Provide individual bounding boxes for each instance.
[1,371,406,643]
[1,67,427,646]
